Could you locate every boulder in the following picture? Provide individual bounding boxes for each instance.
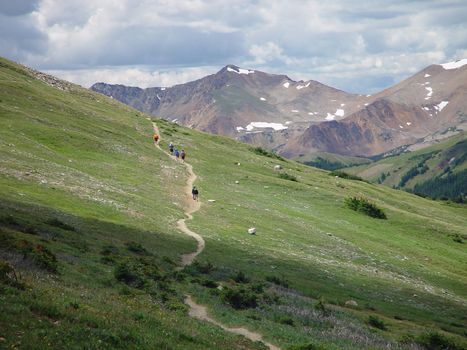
[345,300,358,307]
[274,165,282,171]
[248,227,256,235]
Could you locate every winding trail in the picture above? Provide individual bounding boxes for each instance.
[151,121,281,350]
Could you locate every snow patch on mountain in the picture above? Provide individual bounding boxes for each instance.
[291,110,299,113]
[246,122,288,131]
[440,58,467,70]
[325,113,335,121]
[406,122,412,126]
[260,97,266,101]
[236,126,245,132]
[434,101,449,112]
[424,74,431,77]
[227,67,255,75]
[425,86,433,100]
[335,109,345,117]
[283,82,290,88]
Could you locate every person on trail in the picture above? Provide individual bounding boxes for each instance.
[174,149,180,158]
[153,133,160,145]
[192,186,199,201]
[169,142,174,154]
[180,149,186,162]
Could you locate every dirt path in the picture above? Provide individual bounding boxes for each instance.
[151,121,281,350]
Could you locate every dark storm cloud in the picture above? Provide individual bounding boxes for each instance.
[0,0,39,16]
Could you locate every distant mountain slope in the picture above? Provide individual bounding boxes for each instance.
[91,64,368,140]
[346,132,467,200]
[282,60,467,157]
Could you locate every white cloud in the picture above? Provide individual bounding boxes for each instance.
[46,66,219,88]
[247,42,298,65]
[1,0,466,93]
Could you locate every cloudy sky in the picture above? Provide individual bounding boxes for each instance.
[1,0,466,93]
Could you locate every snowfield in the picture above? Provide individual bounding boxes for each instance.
[245,122,288,131]
[227,67,255,75]
[435,101,449,112]
[440,58,467,70]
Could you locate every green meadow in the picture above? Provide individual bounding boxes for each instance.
[1,57,466,349]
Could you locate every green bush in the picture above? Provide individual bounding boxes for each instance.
[45,218,76,231]
[16,240,58,272]
[415,331,463,350]
[368,315,386,330]
[277,316,295,326]
[200,278,218,289]
[222,286,258,309]
[125,241,148,255]
[329,170,365,181]
[265,275,290,288]
[192,261,215,274]
[114,259,161,289]
[252,146,284,160]
[278,172,298,182]
[345,196,387,219]
[0,261,25,289]
[232,270,250,283]
[314,298,328,315]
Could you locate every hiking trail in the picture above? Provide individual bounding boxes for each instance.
[151,120,281,350]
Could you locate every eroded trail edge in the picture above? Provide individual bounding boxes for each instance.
[151,121,281,350]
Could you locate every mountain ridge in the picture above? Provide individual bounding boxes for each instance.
[91,59,467,158]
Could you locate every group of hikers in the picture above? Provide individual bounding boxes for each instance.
[153,132,198,200]
[153,133,186,162]
[168,142,186,162]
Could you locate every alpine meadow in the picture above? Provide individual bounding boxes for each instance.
[1,54,466,350]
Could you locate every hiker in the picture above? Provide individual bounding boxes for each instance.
[174,149,180,159]
[169,142,174,155]
[180,149,186,162]
[153,133,160,145]
[192,186,199,201]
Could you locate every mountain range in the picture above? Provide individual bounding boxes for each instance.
[91,60,467,159]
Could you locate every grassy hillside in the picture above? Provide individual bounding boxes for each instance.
[346,134,467,201]
[1,57,466,349]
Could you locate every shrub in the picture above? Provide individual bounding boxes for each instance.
[314,298,328,315]
[368,315,386,330]
[0,261,25,289]
[452,234,464,244]
[232,270,250,283]
[265,275,290,288]
[277,316,295,326]
[415,331,463,350]
[125,241,148,255]
[329,170,365,181]
[278,172,298,182]
[45,218,76,231]
[222,286,258,309]
[16,240,58,272]
[200,278,218,289]
[114,259,161,289]
[345,196,387,219]
[252,147,284,160]
[0,215,19,226]
[192,261,215,274]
